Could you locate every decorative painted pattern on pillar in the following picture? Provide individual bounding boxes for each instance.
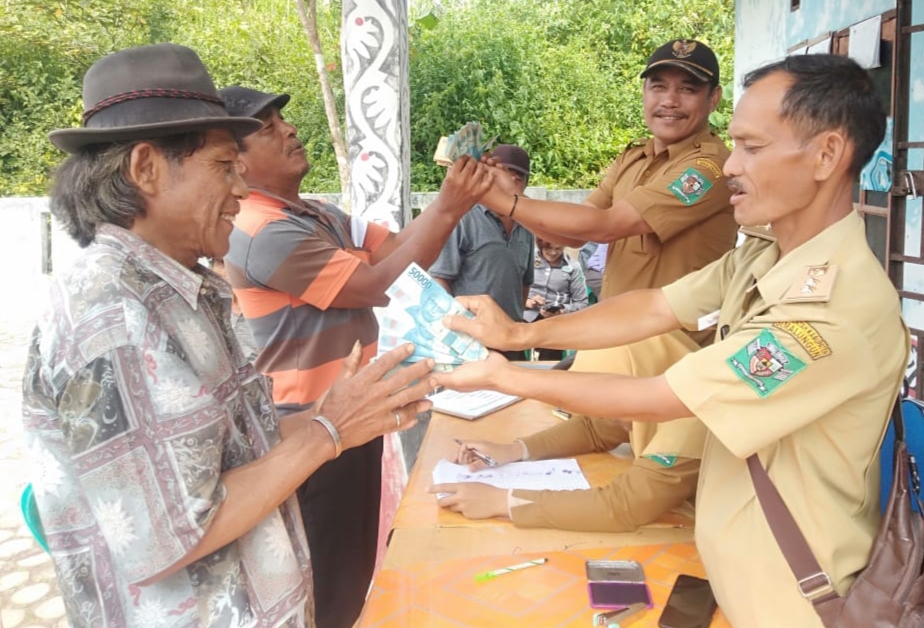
[342,0,411,230]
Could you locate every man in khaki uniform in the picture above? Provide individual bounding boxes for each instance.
[437,332,703,532]
[434,39,738,531]
[479,39,737,329]
[432,54,908,627]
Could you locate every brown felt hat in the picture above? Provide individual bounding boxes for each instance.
[49,43,262,154]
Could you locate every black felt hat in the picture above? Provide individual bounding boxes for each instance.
[49,43,262,154]
[640,39,720,86]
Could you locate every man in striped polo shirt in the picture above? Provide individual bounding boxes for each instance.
[220,86,491,628]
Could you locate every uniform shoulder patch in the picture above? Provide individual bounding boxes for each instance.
[695,158,723,179]
[772,322,832,360]
[644,454,678,468]
[668,168,713,206]
[726,329,807,398]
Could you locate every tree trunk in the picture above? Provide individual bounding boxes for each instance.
[294,0,351,211]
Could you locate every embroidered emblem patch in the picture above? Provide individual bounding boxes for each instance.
[668,168,713,206]
[726,329,806,398]
[672,40,697,59]
[695,158,723,179]
[644,454,678,468]
[772,322,832,360]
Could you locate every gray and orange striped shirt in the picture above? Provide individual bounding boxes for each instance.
[225,190,390,412]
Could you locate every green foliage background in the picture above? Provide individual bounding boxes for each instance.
[0,0,734,196]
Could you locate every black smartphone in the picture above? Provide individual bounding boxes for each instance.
[543,304,562,313]
[658,574,717,628]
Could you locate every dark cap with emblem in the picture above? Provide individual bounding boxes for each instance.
[49,43,262,154]
[640,39,720,86]
[219,85,291,119]
[491,144,530,179]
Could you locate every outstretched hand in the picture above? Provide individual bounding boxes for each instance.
[437,155,494,218]
[314,343,435,451]
[433,351,509,393]
[443,294,524,351]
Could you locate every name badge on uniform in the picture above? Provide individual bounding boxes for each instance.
[783,265,838,303]
[697,309,720,331]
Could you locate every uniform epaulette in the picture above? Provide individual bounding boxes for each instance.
[738,225,776,242]
[625,138,648,151]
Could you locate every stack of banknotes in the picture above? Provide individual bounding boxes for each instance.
[378,263,488,371]
[432,121,497,167]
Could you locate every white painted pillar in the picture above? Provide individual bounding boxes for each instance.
[341,0,411,230]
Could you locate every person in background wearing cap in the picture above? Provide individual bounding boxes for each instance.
[437,39,737,534]
[219,85,492,628]
[22,44,440,628]
[523,238,589,361]
[430,144,535,361]
[435,53,906,627]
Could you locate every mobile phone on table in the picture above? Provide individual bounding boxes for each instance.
[658,574,717,628]
[586,559,652,609]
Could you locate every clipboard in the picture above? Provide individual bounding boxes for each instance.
[428,388,522,420]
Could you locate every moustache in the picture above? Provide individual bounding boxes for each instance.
[727,178,744,193]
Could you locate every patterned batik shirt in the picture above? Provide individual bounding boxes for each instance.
[22,224,314,628]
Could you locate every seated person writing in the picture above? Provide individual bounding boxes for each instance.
[436,332,705,532]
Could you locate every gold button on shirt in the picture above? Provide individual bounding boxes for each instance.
[662,211,910,627]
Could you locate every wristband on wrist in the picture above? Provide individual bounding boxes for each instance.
[312,415,342,458]
[509,194,519,219]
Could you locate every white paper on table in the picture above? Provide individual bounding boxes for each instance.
[849,15,882,69]
[431,457,590,499]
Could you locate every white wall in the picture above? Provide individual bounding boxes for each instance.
[734,0,896,100]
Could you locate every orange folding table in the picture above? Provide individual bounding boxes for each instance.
[359,398,729,627]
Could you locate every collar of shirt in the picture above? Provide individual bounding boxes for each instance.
[639,127,717,162]
[247,188,333,219]
[750,210,863,303]
[95,223,229,310]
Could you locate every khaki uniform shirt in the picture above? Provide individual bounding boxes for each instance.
[586,129,737,346]
[511,332,703,532]
[662,212,909,627]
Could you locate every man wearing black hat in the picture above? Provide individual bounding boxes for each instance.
[428,40,738,537]
[219,85,492,628]
[22,43,439,628]
[430,144,536,360]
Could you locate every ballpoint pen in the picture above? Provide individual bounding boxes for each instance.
[593,602,647,627]
[453,438,497,467]
[475,557,547,581]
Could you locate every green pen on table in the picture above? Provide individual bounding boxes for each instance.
[475,557,548,582]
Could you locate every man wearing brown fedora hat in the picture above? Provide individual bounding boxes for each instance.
[23,43,440,628]
[219,86,492,628]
